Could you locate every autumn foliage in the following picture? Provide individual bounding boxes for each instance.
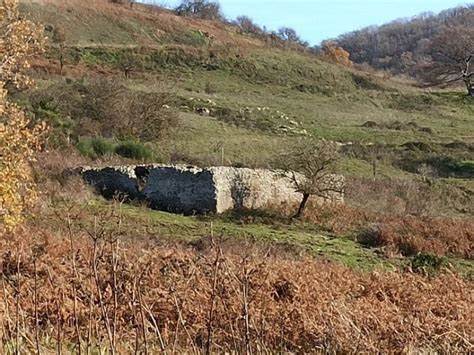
[0,0,45,229]
[322,42,352,66]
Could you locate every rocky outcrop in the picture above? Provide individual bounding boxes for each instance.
[76,165,344,214]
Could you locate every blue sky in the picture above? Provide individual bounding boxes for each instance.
[146,0,471,44]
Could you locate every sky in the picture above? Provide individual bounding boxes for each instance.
[146,0,471,45]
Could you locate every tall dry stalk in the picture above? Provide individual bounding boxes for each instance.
[33,256,40,354]
[15,252,21,355]
[205,227,222,355]
[90,220,115,355]
[241,266,252,355]
[67,214,82,355]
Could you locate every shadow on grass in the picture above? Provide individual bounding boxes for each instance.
[197,207,293,226]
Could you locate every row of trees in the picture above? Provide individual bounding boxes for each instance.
[333,5,473,94]
[174,0,310,49]
[334,5,473,73]
[173,0,353,64]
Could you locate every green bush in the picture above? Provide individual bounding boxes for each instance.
[76,137,114,159]
[115,141,152,161]
[411,253,447,275]
[91,138,114,156]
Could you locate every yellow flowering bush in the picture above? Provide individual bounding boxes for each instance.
[1,0,46,230]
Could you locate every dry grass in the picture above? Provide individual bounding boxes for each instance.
[24,0,263,49]
[347,177,474,217]
[264,199,474,259]
[0,218,472,353]
[359,216,474,259]
[301,202,474,259]
[302,202,369,234]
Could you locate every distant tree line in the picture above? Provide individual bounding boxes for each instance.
[173,0,312,50]
[331,5,474,93]
[333,5,473,72]
[171,0,356,68]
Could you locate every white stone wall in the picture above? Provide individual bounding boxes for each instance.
[211,167,303,213]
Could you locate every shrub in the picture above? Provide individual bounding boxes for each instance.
[411,253,447,275]
[76,137,114,159]
[28,79,178,142]
[91,137,115,156]
[358,216,474,259]
[277,27,302,44]
[127,91,178,141]
[115,141,152,161]
[321,42,352,67]
[235,15,262,36]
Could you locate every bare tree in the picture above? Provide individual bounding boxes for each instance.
[277,27,301,44]
[118,52,138,78]
[419,26,474,96]
[277,139,344,218]
[175,0,222,20]
[235,15,262,36]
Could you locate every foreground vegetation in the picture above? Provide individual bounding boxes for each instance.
[2,221,472,353]
[0,191,473,353]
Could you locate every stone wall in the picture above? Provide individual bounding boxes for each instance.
[211,167,303,213]
[77,164,344,214]
[142,166,217,214]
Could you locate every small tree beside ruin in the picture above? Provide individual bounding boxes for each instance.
[278,139,344,218]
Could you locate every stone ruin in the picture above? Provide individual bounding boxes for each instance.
[77,165,344,214]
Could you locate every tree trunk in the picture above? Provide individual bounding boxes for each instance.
[59,54,64,75]
[464,76,474,96]
[463,55,473,96]
[468,84,474,97]
[294,193,310,219]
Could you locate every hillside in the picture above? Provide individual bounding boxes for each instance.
[1,0,473,352]
[333,4,474,76]
[18,0,473,199]
[20,1,474,155]
[18,0,474,257]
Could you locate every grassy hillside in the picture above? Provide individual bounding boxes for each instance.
[2,1,472,352]
[20,2,472,168]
